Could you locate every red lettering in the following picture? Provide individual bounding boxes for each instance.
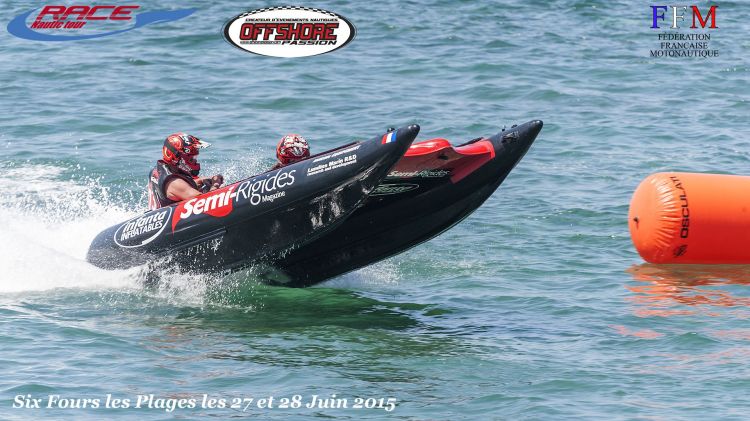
[242,22,341,41]
[275,23,290,40]
[311,23,325,40]
[37,5,66,20]
[241,23,280,40]
[86,5,115,20]
[31,20,64,29]
[62,5,90,21]
[263,23,276,40]
[111,5,139,21]
[240,23,254,40]
[323,23,338,40]
[34,5,141,22]
[287,23,301,40]
[299,24,312,40]
[691,5,717,29]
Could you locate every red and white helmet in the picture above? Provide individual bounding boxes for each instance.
[162,132,211,176]
[276,134,310,165]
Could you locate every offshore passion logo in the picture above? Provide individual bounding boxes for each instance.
[7,5,196,41]
[223,6,356,57]
[171,169,297,231]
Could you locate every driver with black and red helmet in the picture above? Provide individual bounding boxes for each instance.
[147,132,224,210]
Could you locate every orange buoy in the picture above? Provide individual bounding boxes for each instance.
[628,172,750,264]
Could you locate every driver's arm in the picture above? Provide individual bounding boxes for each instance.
[165,177,203,202]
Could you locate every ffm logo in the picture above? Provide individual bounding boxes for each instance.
[650,5,718,29]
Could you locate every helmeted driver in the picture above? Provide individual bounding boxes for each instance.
[147,132,224,210]
[271,134,311,170]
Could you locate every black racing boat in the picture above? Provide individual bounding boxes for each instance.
[86,125,419,271]
[261,120,543,287]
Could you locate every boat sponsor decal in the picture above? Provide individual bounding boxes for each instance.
[307,154,357,176]
[223,6,356,57]
[381,131,397,144]
[171,168,299,231]
[308,144,360,176]
[7,5,196,41]
[311,144,360,163]
[371,183,419,196]
[114,207,172,248]
[235,169,296,205]
[388,169,452,178]
[172,185,237,231]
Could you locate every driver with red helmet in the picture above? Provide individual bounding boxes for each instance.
[271,134,311,170]
[148,132,224,210]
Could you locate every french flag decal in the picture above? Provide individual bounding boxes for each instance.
[381,131,397,144]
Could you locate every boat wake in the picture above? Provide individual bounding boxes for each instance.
[0,164,140,293]
[0,162,401,298]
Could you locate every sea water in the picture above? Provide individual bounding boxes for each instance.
[1,1,749,419]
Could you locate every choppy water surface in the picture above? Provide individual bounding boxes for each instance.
[2,1,750,419]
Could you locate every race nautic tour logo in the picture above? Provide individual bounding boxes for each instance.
[223,6,356,57]
[649,4,719,58]
[7,5,196,41]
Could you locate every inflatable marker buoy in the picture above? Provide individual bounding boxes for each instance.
[628,172,750,264]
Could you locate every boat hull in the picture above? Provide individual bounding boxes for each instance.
[264,120,543,287]
[86,125,419,271]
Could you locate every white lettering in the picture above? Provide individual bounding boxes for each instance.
[236,180,251,200]
[264,172,278,192]
[671,5,686,28]
[178,186,236,220]
[118,211,168,241]
[203,194,221,212]
[180,198,196,218]
[193,198,206,214]
[236,169,296,206]
[286,169,296,186]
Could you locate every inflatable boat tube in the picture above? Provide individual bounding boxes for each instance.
[86,125,419,271]
[629,172,750,264]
